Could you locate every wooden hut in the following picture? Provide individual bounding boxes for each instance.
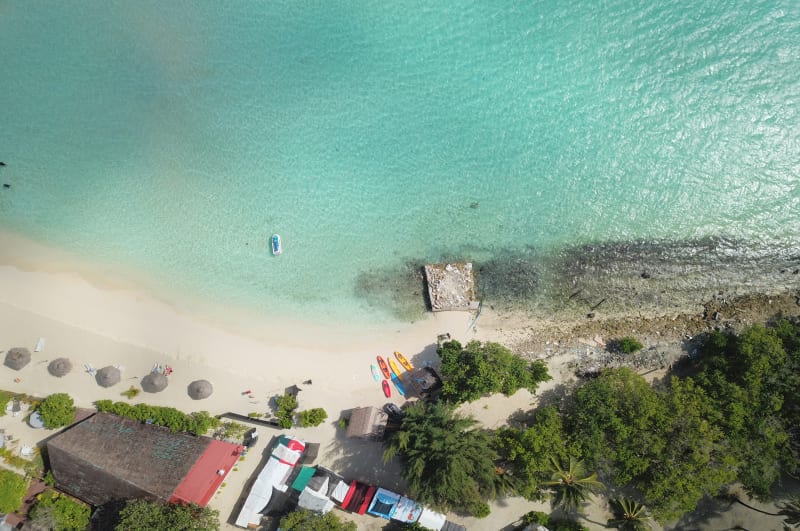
[345,407,388,440]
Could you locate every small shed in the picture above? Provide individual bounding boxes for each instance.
[346,407,388,440]
[404,367,443,399]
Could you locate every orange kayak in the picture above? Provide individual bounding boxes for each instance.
[394,351,413,371]
[376,356,391,379]
[388,358,403,378]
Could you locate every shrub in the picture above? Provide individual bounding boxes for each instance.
[275,393,299,429]
[93,400,220,435]
[29,490,91,531]
[298,408,328,427]
[115,500,219,531]
[0,390,13,417]
[0,469,28,513]
[38,393,77,429]
[618,336,644,354]
[247,412,263,418]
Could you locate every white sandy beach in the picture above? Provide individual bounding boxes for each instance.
[0,230,793,531]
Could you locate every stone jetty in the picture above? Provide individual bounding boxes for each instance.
[424,262,479,312]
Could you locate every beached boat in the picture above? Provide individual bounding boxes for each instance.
[382,379,391,398]
[271,234,282,255]
[388,358,403,378]
[371,364,380,381]
[391,373,406,397]
[394,351,413,371]
[376,356,391,379]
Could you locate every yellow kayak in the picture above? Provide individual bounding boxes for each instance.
[388,358,404,378]
[394,351,413,371]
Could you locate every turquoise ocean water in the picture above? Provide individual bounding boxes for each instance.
[1,1,798,323]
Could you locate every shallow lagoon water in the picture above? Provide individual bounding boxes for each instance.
[1,1,798,323]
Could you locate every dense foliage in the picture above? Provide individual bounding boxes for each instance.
[494,319,800,524]
[0,390,13,417]
[29,490,91,531]
[275,392,299,428]
[0,469,28,513]
[115,500,219,531]
[438,340,550,403]
[278,509,357,530]
[519,511,588,531]
[298,407,328,427]
[94,400,219,435]
[383,401,500,516]
[38,393,77,429]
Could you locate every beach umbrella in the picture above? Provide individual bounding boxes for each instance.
[4,347,31,370]
[28,411,45,429]
[188,379,213,400]
[141,373,168,393]
[48,357,73,377]
[95,366,121,387]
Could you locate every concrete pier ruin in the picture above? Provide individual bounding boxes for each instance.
[423,262,479,312]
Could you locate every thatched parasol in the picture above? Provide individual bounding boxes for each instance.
[4,347,31,370]
[188,379,213,400]
[141,373,168,393]
[95,366,121,387]
[48,357,73,377]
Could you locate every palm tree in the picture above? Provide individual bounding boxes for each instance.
[383,401,499,516]
[542,456,603,514]
[607,498,651,531]
[778,497,800,529]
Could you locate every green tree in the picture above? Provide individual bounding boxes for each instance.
[542,456,602,514]
[494,405,573,500]
[607,498,650,530]
[38,393,77,429]
[566,368,668,485]
[278,510,356,530]
[298,408,328,427]
[29,490,90,531]
[693,325,795,498]
[438,340,550,403]
[383,401,499,516]
[0,469,28,513]
[115,500,219,531]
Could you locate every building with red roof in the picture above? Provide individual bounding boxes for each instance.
[47,412,240,507]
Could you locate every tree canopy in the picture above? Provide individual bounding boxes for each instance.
[278,509,357,531]
[38,393,77,429]
[383,401,500,516]
[438,340,550,403]
[115,500,219,531]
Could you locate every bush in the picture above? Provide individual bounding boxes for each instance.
[0,469,28,513]
[29,490,91,531]
[519,511,588,531]
[94,400,220,435]
[38,393,77,429]
[279,509,356,530]
[275,393,299,429]
[115,500,219,531]
[618,336,644,354]
[0,390,13,417]
[298,408,328,427]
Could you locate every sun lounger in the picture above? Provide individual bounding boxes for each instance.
[34,337,45,352]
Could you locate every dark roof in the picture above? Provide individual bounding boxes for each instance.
[404,367,443,398]
[346,407,387,439]
[47,412,212,506]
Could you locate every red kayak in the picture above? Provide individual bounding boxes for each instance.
[382,379,391,398]
[376,356,391,379]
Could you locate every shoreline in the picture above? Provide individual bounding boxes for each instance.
[2,230,799,530]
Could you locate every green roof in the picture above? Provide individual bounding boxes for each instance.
[291,466,316,492]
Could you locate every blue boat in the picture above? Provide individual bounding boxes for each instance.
[390,373,406,397]
[271,234,282,255]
